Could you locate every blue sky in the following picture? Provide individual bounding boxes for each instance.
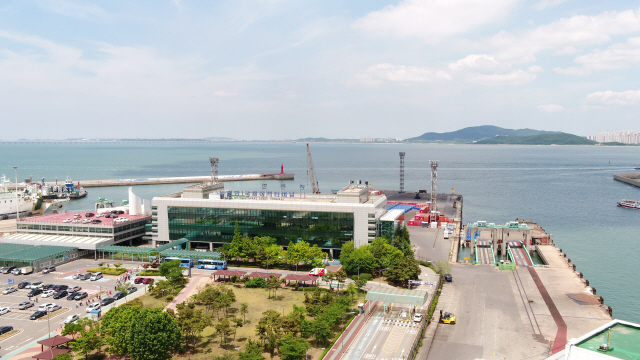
[1,0,640,140]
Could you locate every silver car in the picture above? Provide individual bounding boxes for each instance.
[18,301,34,310]
[2,287,17,295]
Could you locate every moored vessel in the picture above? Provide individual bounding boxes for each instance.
[617,199,640,209]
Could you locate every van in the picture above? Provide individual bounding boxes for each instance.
[20,266,34,275]
[443,230,450,239]
[90,272,103,281]
[309,268,325,276]
[74,214,81,219]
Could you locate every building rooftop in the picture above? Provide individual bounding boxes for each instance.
[576,322,640,359]
[19,212,150,226]
[0,242,77,262]
[1,233,112,246]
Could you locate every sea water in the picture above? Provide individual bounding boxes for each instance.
[1,142,639,322]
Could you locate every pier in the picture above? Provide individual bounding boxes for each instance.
[10,173,294,189]
[613,172,640,188]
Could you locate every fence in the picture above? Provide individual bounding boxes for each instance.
[408,276,441,360]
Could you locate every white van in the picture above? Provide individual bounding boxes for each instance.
[90,272,103,281]
[20,266,34,275]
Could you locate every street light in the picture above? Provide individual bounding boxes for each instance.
[12,166,18,221]
[356,264,360,281]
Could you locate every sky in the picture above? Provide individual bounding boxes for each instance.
[1,0,640,140]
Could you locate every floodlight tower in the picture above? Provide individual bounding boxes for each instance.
[430,160,438,212]
[209,157,219,184]
[399,152,405,193]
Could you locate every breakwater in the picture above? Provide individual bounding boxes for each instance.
[613,172,640,188]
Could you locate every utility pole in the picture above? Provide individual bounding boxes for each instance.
[430,160,438,212]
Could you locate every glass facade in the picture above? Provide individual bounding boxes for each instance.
[167,206,355,248]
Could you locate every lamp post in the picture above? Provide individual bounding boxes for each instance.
[12,166,18,221]
[266,255,271,273]
[356,264,360,280]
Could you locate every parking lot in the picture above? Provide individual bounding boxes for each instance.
[0,259,144,357]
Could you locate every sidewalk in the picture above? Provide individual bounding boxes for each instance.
[414,279,449,360]
[324,302,378,360]
[164,275,210,311]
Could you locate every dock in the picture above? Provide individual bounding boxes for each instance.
[11,173,294,189]
[613,172,640,188]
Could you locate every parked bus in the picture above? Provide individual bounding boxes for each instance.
[196,259,227,270]
[164,257,193,268]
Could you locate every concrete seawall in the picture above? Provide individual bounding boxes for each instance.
[11,173,295,189]
[613,172,640,188]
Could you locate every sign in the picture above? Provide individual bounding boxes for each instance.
[8,279,13,285]
[464,257,469,261]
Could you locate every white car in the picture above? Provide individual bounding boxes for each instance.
[413,313,424,323]
[72,219,81,223]
[39,303,55,311]
[82,219,92,224]
[47,304,61,313]
[2,287,17,295]
[63,314,80,324]
[95,213,104,218]
[63,218,72,223]
[114,217,129,224]
[29,282,43,289]
[0,307,10,315]
[86,303,101,313]
[41,290,56,298]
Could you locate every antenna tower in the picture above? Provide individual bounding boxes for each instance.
[430,160,438,211]
[399,152,405,193]
[306,143,320,194]
[209,157,219,184]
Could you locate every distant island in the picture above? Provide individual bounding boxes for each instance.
[407,125,556,143]
[476,133,596,145]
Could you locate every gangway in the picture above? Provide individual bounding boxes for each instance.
[507,241,533,267]
[475,239,495,265]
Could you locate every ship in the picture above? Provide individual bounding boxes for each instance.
[617,199,640,209]
[64,176,88,199]
[0,175,69,219]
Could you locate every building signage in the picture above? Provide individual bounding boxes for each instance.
[221,190,296,200]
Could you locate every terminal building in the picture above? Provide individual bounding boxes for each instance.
[151,181,387,254]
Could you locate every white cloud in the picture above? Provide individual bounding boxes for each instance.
[213,90,237,97]
[586,90,640,105]
[574,37,640,70]
[349,63,450,86]
[36,0,107,19]
[352,0,518,42]
[532,0,569,10]
[538,104,564,112]
[467,70,537,84]
[448,54,503,73]
[448,54,539,84]
[553,66,591,76]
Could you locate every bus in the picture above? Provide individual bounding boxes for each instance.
[197,259,227,270]
[164,257,193,268]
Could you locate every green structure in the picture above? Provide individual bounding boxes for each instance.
[365,286,428,307]
[569,320,640,360]
[0,243,80,270]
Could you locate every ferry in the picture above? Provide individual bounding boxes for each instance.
[0,175,69,219]
[617,199,640,209]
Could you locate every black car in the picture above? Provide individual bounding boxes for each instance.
[91,219,102,224]
[444,274,453,282]
[30,311,47,320]
[74,292,88,300]
[18,281,31,289]
[42,284,55,290]
[53,290,68,299]
[112,292,125,300]
[0,266,15,274]
[66,293,77,300]
[27,289,43,297]
[0,326,14,335]
[85,212,94,217]
[100,297,115,306]
[52,285,68,292]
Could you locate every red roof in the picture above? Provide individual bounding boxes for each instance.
[248,272,281,279]
[32,348,70,360]
[211,270,247,277]
[20,212,150,226]
[37,336,72,348]
[284,274,317,282]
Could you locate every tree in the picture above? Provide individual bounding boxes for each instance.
[307,245,325,268]
[215,318,233,346]
[334,270,347,292]
[385,256,421,286]
[52,353,73,360]
[285,241,309,271]
[70,318,103,360]
[175,301,210,352]
[214,353,236,360]
[116,281,129,294]
[238,338,264,360]
[159,260,185,286]
[101,304,142,356]
[266,275,281,299]
[321,271,336,290]
[309,320,331,345]
[240,302,249,324]
[345,283,357,301]
[231,318,243,340]
[61,322,84,340]
[128,308,183,360]
[435,259,451,278]
[278,334,310,360]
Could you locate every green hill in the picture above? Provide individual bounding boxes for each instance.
[408,125,555,142]
[475,133,596,145]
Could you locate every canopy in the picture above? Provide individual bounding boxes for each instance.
[283,274,317,283]
[32,348,70,360]
[247,272,281,279]
[365,286,428,306]
[37,336,72,348]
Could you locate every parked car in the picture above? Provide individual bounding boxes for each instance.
[42,266,56,274]
[95,213,104,218]
[47,304,62,313]
[142,278,154,284]
[86,303,101,312]
[30,311,47,320]
[63,314,80,324]
[72,219,81,223]
[0,267,6,273]
[0,326,14,335]
[90,272,103,281]
[29,281,44,289]
[444,274,452,282]
[82,219,92,224]
[71,273,82,280]
[413,313,424,323]
[39,303,55,311]
[11,268,21,275]
[0,307,10,315]
[18,301,34,310]
[42,290,56,298]
[18,281,30,289]
[2,287,18,295]
[1,266,16,274]
[85,212,94,217]
[73,292,88,300]
[20,266,34,275]
[53,290,68,299]
[127,287,138,294]
[62,218,72,223]
[42,284,55,290]
[134,277,144,284]
[66,293,77,300]
[69,286,81,293]
[100,297,115,306]
[114,217,129,224]
[52,285,68,291]
[91,219,102,224]
[27,289,43,297]
[112,292,125,300]
[80,273,92,280]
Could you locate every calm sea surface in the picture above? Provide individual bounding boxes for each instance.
[2,142,640,322]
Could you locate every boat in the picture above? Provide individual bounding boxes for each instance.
[617,199,640,209]
[635,167,640,170]
[64,176,88,199]
[0,175,39,219]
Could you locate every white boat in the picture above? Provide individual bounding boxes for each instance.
[0,175,38,219]
[617,199,640,209]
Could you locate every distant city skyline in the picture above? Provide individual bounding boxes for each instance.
[589,130,640,144]
[2,1,640,140]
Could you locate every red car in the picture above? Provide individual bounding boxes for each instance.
[141,278,154,285]
[134,278,144,284]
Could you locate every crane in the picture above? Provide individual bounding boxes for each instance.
[307,143,320,194]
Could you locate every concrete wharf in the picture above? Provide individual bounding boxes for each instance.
[613,172,640,188]
[10,173,294,189]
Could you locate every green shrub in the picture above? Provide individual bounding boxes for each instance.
[139,270,160,276]
[98,262,105,267]
[351,273,372,282]
[244,277,267,288]
[166,295,174,302]
[113,263,122,268]
[87,267,127,275]
[230,275,240,283]
[303,287,329,292]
